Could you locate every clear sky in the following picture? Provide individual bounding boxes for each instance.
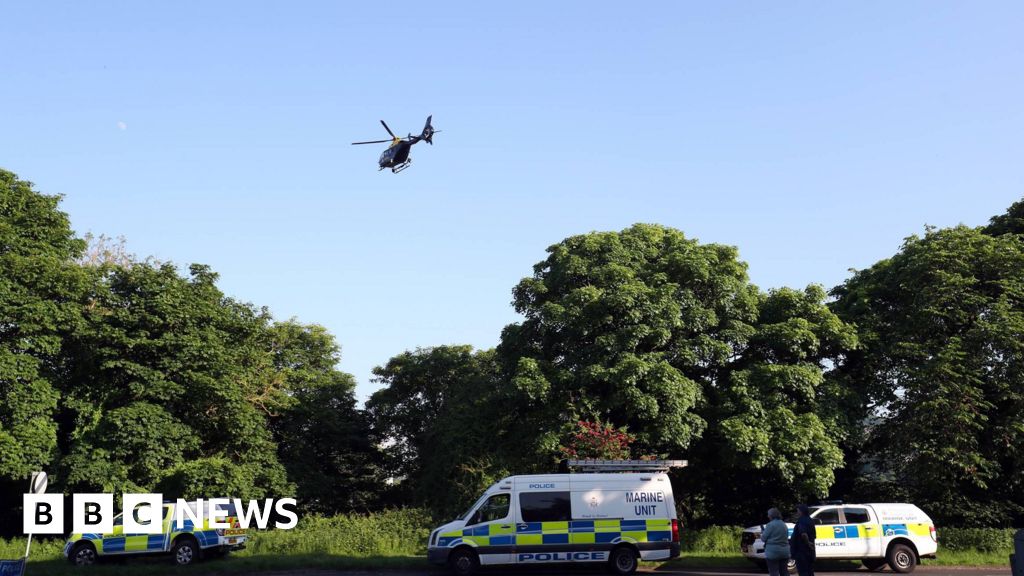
[3,1,1022,402]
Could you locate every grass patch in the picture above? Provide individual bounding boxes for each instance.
[924,548,1012,567]
[1,515,1015,574]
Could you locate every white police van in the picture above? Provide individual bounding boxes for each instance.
[427,460,685,576]
[741,503,938,573]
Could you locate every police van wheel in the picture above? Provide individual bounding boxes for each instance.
[448,547,478,576]
[787,558,798,574]
[609,545,638,575]
[172,537,199,566]
[70,542,97,566]
[887,543,916,573]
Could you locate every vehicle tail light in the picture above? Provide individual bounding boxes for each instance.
[930,525,937,542]
[672,519,680,542]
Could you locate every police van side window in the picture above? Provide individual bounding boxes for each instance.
[471,494,510,525]
[813,508,841,525]
[843,507,871,524]
[519,492,571,523]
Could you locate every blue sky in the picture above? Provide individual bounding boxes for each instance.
[3,1,1022,402]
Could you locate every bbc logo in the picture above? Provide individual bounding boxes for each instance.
[24,494,161,534]
[22,493,298,534]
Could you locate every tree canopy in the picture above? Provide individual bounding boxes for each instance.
[831,223,1024,526]
[3,166,1021,528]
[0,168,373,532]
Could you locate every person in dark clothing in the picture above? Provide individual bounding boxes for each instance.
[790,504,816,576]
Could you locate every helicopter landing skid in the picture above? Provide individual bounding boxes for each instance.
[391,159,412,173]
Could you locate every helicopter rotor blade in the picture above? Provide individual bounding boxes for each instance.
[380,120,397,139]
[351,139,392,145]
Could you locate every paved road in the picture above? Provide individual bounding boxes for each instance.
[232,567,1010,576]
[644,568,1010,576]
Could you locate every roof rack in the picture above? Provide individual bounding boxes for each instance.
[565,459,688,473]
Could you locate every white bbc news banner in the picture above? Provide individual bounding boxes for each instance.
[23,493,298,534]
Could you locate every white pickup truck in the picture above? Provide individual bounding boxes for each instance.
[740,503,937,573]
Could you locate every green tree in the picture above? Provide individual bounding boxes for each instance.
[269,320,381,513]
[499,224,758,458]
[367,346,508,517]
[0,169,87,522]
[983,197,1024,236]
[58,262,292,499]
[684,285,856,523]
[499,224,856,524]
[831,224,1024,526]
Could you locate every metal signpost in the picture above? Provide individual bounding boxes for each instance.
[0,472,48,576]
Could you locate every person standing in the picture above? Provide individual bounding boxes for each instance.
[790,504,816,576]
[760,507,791,576]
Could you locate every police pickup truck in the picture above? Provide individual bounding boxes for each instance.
[740,503,937,573]
[64,500,247,566]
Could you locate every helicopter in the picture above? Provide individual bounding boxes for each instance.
[352,115,438,173]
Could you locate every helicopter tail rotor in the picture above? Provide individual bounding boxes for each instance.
[420,115,438,145]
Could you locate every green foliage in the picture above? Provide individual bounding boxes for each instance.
[0,170,91,528]
[831,224,1024,526]
[56,262,292,499]
[0,170,87,482]
[679,525,745,553]
[367,346,509,517]
[269,321,382,513]
[687,285,856,523]
[497,224,856,524]
[500,224,756,457]
[983,197,1024,236]
[242,508,433,557]
[0,168,380,530]
[938,527,1017,553]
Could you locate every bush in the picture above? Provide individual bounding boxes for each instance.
[0,537,65,562]
[938,528,1016,553]
[681,525,745,553]
[240,508,433,557]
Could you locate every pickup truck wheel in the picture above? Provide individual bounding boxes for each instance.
[887,543,916,573]
[863,558,887,571]
[172,538,199,566]
[69,542,97,566]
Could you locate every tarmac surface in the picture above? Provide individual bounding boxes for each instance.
[233,566,1011,576]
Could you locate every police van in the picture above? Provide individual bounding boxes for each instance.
[64,500,247,566]
[427,459,685,576]
[740,503,938,573]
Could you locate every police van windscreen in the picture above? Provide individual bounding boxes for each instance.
[459,493,489,521]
